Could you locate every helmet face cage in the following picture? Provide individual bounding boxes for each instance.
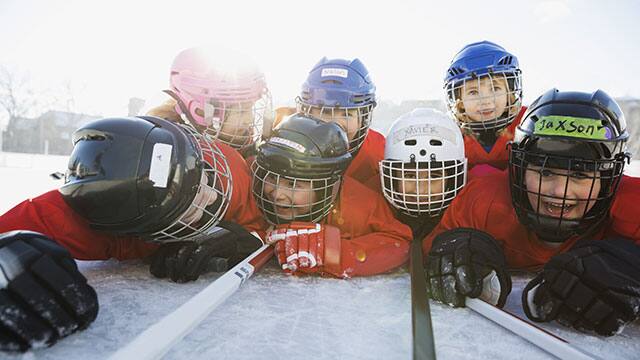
[201,90,272,148]
[150,125,233,243]
[295,99,373,155]
[251,161,341,225]
[509,148,626,242]
[380,160,467,218]
[445,70,522,132]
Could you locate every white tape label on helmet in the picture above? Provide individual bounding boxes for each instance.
[392,124,458,146]
[321,68,348,78]
[270,137,306,153]
[149,143,173,188]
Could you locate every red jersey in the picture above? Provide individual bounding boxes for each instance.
[423,172,640,271]
[346,129,385,191]
[464,106,527,171]
[321,176,412,278]
[0,143,267,260]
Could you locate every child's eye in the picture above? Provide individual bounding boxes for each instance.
[540,169,554,177]
[570,172,590,180]
[466,90,478,96]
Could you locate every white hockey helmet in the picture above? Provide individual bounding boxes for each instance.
[380,108,467,217]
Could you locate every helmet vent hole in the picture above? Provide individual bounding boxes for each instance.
[420,149,427,156]
[404,139,417,146]
[498,56,513,65]
[430,139,443,146]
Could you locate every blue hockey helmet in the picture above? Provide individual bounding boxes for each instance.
[444,41,523,132]
[296,57,376,154]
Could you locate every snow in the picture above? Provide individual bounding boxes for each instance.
[1,152,639,359]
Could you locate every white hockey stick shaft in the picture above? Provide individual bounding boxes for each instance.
[466,298,598,360]
[110,242,273,360]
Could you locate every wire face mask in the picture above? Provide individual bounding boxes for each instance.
[443,41,523,133]
[509,89,630,243]
[445,72,522,132]
[510,146,625,242]
[380,108,468,218]
[252,163,341,225]
[380,161,466,218]
[150,124,233,243]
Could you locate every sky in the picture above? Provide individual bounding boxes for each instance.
[0,0,639,121]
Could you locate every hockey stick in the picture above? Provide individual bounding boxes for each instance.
[110,242,273,360]
[465,298,599,360]
[410,238,437,360]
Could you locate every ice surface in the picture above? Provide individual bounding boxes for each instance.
[1,153,639,359]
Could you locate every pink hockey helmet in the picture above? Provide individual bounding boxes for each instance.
[169,47,271,149]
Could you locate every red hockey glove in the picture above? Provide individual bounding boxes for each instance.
[266,222,341,274]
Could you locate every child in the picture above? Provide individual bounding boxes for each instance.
[0,116,266,350]
[147,47,272,157]
[379,108,467,240]
[444,41,527,170]
[423,89,640,336]
[252,113,412,278]
[295,57,385,188]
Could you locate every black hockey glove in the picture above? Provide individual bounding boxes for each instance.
[522,238,640,336]
[425,228,511,307]
[150,221,262,283]
[0,231,98,352]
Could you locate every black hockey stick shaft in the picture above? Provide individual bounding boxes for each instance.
[410,237,437,360]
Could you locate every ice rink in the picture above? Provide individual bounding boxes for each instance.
[1,152,639,359]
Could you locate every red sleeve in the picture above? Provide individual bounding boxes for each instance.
[608,175,640,244]
[345,129,385,191]
[0,190,157,260]
[321,177,412,278]
[218,143,268,238]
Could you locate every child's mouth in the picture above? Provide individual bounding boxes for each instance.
[478,109,495,117]
[541,200,576,217]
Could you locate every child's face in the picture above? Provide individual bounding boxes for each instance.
[460,75,509,123]
[219,102,258,143]
[394,169,445,206]
[262,175,318,220]
[307,106,360,142]
[525,165,601,220]
[196,101,260,145]
[180,172,218,224]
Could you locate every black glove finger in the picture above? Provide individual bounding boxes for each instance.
[453,245,479,297]
[182,245,215,281]
[169,243,198,283]
[454,264,478,297]
[441,274,465,307]
[205,257,230,273]
[9,267,77,338]
[31,255,98,329]
[0,289,57,350]
[0,325,28,352]
[149,244,180,278]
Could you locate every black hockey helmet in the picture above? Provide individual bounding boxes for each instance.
[509,89,630,242]
[59,116,232,242]
[252,113,352,224]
